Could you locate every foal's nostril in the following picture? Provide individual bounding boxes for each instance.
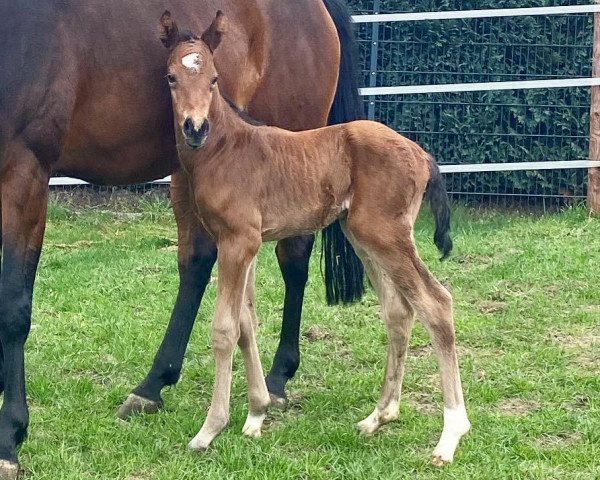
[183,117,195,136]
[199,119,210,137]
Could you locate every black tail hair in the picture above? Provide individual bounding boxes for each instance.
[426,156,453,260]
[321,0,365,305]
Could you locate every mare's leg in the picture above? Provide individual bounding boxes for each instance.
[0,343,3,396]
[341,225,416,435]
[346,213,469,464]
[118,171,217,419]
[188,234,260,451]
[239,259,270,437]
[0,214,3,395]
[0,141,50,479]
[265,234,314,405]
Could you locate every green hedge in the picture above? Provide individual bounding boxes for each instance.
[348,0,593,198]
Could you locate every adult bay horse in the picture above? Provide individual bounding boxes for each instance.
[0,1,364,477]
[161,11,470,463]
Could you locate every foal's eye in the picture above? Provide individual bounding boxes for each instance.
[166,74,177,86]
[211,76,219,88]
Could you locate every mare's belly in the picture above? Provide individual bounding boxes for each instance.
[56,131,177,185]
[55,71,178,185]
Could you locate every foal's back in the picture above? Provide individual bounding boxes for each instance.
[260,120,432,225]
[195,118,432,240]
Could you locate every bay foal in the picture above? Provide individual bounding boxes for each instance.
[162,12,471,464]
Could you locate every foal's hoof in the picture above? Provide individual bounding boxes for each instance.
[269,393,288,410]
[187,438,209,452]
[0,460,20,480]
[116,393,163,420]
[431,453,452,467]
[242,413,266,438]
[431,442,459,466]
[357,417,380,436]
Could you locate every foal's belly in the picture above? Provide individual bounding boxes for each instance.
[260,198,350,242]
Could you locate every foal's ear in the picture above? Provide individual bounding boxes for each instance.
[159,10,179,50]
[201,11,227,52]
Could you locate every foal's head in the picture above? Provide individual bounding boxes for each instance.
[159,11,226,149]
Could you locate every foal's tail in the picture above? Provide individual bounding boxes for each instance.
[426,156,453,260]
[321,0,365,305]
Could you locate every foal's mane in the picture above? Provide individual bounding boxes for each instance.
[222,96,265,127]
[178,30,200,42]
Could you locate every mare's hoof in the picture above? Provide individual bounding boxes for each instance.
[0,460,20,480]
[269,393,288,410]
[116,393,163,420]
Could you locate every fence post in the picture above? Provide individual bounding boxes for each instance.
[589,0,600,212]
[367,0,381,120]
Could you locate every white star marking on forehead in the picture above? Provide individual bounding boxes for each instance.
[182,53,201,72]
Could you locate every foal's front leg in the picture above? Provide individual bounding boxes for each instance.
[239,259,271,438]
[188,235,261,451]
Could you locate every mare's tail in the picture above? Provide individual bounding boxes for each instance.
[426,156,453,260]
[321,0,365,305]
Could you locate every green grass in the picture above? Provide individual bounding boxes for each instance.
[13,199,600,479]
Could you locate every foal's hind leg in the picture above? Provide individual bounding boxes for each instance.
[357,275,415,435]
[341,225,415,435]
[347,216,469,464]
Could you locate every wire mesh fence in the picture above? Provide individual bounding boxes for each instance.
[352,0,594,206]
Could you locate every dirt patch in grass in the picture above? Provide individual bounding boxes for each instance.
[134,265,164,276]
[264,392,305,429]
[478,300,508,314]
[549,328,600,369]
[455,253,494,265]
[577,304,600,314]
[405,392,438,415]
[49,240,98,249]
[535,432,582,448]
[410,344,471,359]
[303,325,352,359]
[574,351,599,369]
[303,325,333,342]
[564,394,590,412]
[550,329,600,350]
[497,397,541,415]
[546,285,561,295]
[411,345,432,358]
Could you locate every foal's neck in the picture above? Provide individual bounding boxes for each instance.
[208,90,254,138]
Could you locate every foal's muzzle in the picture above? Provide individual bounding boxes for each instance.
[182,117,210,149]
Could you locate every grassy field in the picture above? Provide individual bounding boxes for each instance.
[13,197,600,479]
